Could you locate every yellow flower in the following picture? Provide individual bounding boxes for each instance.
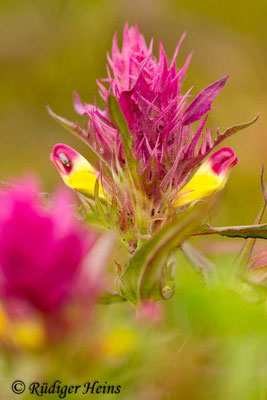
[51,143,105,199]
[174,147,238,208]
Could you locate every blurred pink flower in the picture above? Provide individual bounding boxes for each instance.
[0,178,97,314]
[137,301,163,324]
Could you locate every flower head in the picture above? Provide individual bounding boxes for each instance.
[72,25,236,187]
[0,178,96,314]
[49,24,257,245]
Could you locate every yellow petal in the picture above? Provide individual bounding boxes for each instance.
[51,143,105,200]
[174,147,238,208]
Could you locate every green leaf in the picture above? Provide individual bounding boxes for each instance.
[94,177,107,222]
[119,202,208,306]
[108,96,133,152]
[97,293,127,305]
[108,96,141,187]
[195,223,267,239]
[84,213,109,230]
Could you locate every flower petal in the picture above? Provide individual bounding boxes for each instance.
[182,75,229,126]
[173,147,238,207]
[51,143,105,200]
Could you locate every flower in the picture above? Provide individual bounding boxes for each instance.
[0,178,96,314]
[48,24,256,243]
[173,147,238,207]
[51,143,105,200]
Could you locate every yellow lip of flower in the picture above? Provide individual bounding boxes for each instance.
[51,143,105,200]
[173,147,238,208]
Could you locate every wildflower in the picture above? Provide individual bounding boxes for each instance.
[48,24,257,245]
[51,143,105,199]
[0,178,96,314]
[173,147,238,207]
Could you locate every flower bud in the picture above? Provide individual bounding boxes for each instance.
[51,143,104,199]
[173,147,238,208]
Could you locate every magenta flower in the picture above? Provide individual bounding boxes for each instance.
[0,179,96,314]
[48,24,257,244]
[71,24,244,188]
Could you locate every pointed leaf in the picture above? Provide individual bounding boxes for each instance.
[182,75,229,126]
[108,95,133,156]
[108,96,141,188]
[195,223,267,239]
[97,293,127,304]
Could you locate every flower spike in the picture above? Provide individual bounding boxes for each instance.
[48,24,258,245]
[173,147,238,208]
[51,143,105,199]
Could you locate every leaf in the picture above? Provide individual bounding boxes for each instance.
[182,75,229,126]
[119,201,208,306]
[97,293,127,304]
[108,95,133,152]
[47,105,112,175]
[195,223,267,239]
[94,177,107,223]
[84,213,109,230]
[108,96,141,187]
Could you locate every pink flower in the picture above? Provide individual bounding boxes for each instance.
[72,24,236,190]
[0,178,96,314]
[137,301,163,324]
[48,24,257,243]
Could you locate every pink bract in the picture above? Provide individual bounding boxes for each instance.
[73,24,230,190]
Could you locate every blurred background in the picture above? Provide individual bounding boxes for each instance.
[0,0,266,226]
